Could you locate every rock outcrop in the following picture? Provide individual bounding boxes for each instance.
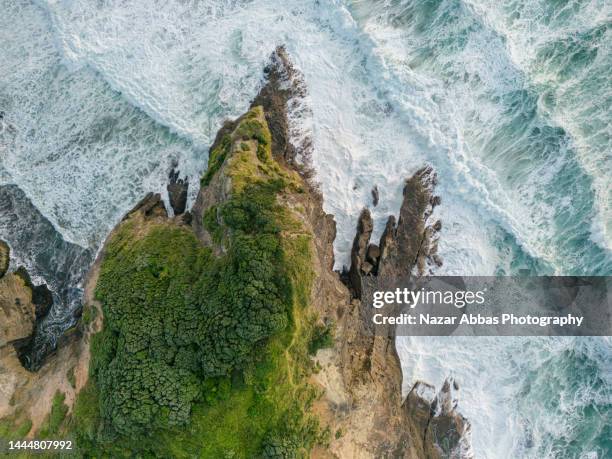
[0,184,94,370]
[319,162,471,458]
[0,270,35,349]
[404,379,472,459]
[13,267,53,321]
[371,185,379,207]
[0,264,86,438]
[167,167,189,215]
[0,240,8,278]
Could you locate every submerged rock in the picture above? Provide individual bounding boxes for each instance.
[372,185,380,207]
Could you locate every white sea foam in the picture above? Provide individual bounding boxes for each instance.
[464,0,612,252]
[397,335,612,458]
[0,0,204,247]
[20,0,512,273]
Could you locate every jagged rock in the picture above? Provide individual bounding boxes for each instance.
[371,185,379,207]
[403,379,472,459]
[343,166,443,341]
[333,163,471,458]
[347,165,442,299]
[0,240,9,279]
[366,244,380,265]
[379,166,438,279]
[167,168,189,215]
[404,381,437,434]
[124,192,168,220]
[0,48,468,455]
[348,209,373,298]
[251,46,312,171]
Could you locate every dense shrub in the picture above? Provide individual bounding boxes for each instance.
[93,188,292,438]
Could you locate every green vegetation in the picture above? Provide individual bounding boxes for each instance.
[72,106,325,457]
[67,367,76,389]
[0,417,32,439]
[80,304,96,327]
[201,134,231,187]
[203,205,223,244]
[308,321,335,356]
[39,391,69,438]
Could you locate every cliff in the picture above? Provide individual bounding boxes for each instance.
[0,241,86,440]
[0,48,470,458]
[328,163,470,458]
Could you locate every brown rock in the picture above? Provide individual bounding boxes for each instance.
[347,209,373,298]
[402,378,472,459]
[13,267,53,320]
[0,240,9,279]
[167,168,189,215]
[0,274,35,347]
[361,261,374,275]
[366,244,380,265]
[124,192,168,220]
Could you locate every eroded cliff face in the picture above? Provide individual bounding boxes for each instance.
[0,241,88,438]
[308,165,470,458]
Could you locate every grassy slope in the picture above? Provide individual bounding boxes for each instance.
[70,107,328,458]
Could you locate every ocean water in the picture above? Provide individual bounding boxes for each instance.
[0,0,609,457]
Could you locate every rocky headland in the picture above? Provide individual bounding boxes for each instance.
[0,47,470,458]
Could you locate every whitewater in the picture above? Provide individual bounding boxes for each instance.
[0,0,610,457]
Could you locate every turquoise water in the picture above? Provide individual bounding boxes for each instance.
[0,0,610,456]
